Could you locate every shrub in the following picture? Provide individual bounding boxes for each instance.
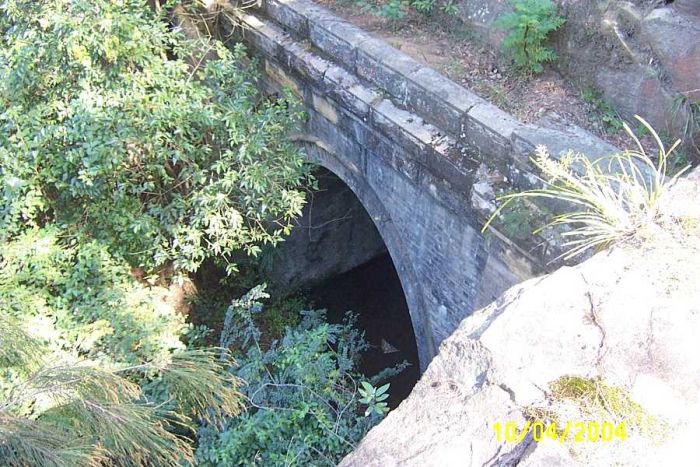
[358,0,456,22]
[196,286,402,466]
[581,87,625,135]
[484,116,690,259]
[496,0,565,74]
[0,228,189,365]
[0,0,310,276]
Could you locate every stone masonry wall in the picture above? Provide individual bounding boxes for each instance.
[223,0,620,368]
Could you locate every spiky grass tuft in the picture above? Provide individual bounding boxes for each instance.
[483,116,690,260]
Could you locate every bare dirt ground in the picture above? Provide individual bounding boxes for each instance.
[314,1,636,150]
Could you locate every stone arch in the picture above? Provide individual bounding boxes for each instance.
[300,142,436,371]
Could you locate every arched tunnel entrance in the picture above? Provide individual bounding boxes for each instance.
[266,167,420,407]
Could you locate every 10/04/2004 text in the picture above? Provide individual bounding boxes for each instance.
[493,421,627,443]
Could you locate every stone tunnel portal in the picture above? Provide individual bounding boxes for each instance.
[267,167,421,404]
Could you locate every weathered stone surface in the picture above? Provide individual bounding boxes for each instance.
[451,0,700,144]
[642,8,700,99]
[309,19,368,68]
[262,0,309,36]
[341,172,700,466]
[674,0,700,19]
[512,119,619,161]
[462,102,521,165]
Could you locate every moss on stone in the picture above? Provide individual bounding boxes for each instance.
[547,376,669,442]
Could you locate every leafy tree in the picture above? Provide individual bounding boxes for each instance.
[496,0,565,74]
[0,0,310,276]
[0,227,189,365]
[196,286,405,466]
[0,0,313,464]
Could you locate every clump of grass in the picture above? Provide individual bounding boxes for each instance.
[483,116,690,260]
[672,94,700,164]
[548,376,668,441]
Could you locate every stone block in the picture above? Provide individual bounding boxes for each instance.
[335,110,394,161]
[356,39,423,98]
[423,137,475,197]
[311,93,339,124]
[237,14,285,59]
[403,67,485,135]
[462,102,522,163]
[417,168,472,218]
[366,149,421,182]
[262,0,309,37]
[511,123,619,160]
[322,65,381,118]
[370,99,437,164]
[263,59,304,98]
[309,19,370,69]
[278,41,331,85]
[307,108,365,174]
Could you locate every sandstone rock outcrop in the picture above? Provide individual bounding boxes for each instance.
[340,170,700,466]
[454,0,700,150]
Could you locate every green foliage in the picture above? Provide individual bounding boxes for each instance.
[496,0,565,74]
[0,0,310,276]
[0,228,188,366]
[196,286,394,466]
[0,0,314,463]
[483,116,690,259]
[441,0,459,16]
[0,315,243,467]
[255,294,305,342]
[358,382,390,417]
[581,87,624,134]
[359,0,456,22]
[498,197,539,240]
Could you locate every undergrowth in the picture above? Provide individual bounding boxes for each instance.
[527,376,668,443]
[496,0,565,74]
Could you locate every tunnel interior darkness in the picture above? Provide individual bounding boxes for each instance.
[308,254,420,408]
[298,169,421,408]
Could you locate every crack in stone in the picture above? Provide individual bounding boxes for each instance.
[483,429,535,467]
[498,383,517,404]
[580,272,607,370]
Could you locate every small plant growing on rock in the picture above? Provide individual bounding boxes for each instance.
[483,116,690,259]
[496,0,565,74]
[531,376,668,442]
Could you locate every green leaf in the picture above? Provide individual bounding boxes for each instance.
[376,383,390,396]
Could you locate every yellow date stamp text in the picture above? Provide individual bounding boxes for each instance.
[493,421,627,443]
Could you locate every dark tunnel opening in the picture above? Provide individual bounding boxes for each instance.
[307,253,421,408]
[272,167,421,408]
